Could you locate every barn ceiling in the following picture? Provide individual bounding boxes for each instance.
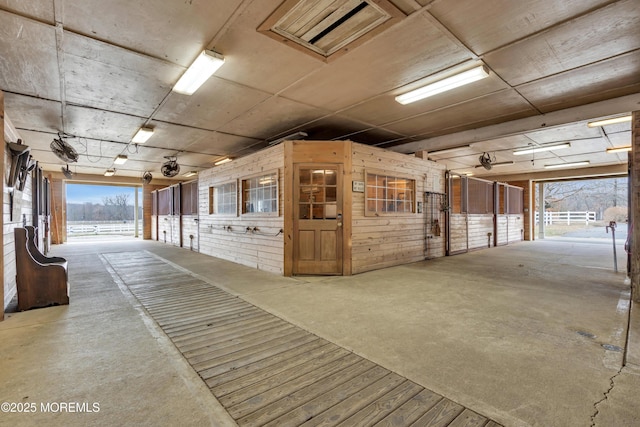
[0,0,638,182]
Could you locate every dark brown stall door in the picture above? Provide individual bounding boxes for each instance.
[293,164,343,275]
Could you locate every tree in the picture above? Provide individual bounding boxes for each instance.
[539,178,628,218]
[103,193,130,221]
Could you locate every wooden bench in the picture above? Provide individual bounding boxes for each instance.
[24,226,67,265]
[14,227,69,311]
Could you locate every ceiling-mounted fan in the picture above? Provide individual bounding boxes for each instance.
[50,132,79,163]
[478,152,495,170]
[161,156,180,178]
[142,171,153,184]
[61,165,74,179]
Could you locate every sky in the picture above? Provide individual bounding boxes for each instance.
[66,184,140,205]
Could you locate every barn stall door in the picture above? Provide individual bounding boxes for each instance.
[495,183,509,246]
[293,164,343,275]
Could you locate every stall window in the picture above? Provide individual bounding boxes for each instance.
[467,178,494,214]
[242,172,278,215]
[366,172,415,215]
[209,181,237,215]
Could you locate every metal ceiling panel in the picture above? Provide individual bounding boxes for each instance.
[429,0,613,55]
[0,0,55,23]
[388,90,536,136]
[517,51,640,113]
[483,0,640,86]
[607,131,632,146]
[341,72,509,126]
[213,25,323,94]
[63,32,184,117]
[525,123,602,144]
[182,133,260,157]
[281,12,472,110]
[335,127,407,146]
[4,93,62,134]
[0,10,61,100]
[388,0,420,15]
[218,96,331,140]
[154,77,271,131]
[61,0,243,67]
[64,105,147,143]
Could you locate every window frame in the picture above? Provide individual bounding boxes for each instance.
[364,169,416,217]
[208,180,238,216]
[241,170,280,217]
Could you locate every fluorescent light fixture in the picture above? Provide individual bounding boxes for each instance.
[428,144,472,155]
[395,65,489,105]
[606,146,632,153]
[104,169,116,176]
[513,142,571,155]
[268,131,308,146]
[474,161,515,168]
[183,171,198,177]
[214,157,232,166]
[173,50,225,95]
[544,161,590,169]
[132,127,154,143]
[587,115,632,128]
[114,154,128,165]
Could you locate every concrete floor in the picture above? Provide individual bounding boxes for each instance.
[0,237,638,427]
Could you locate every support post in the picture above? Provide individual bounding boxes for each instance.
[538,182,545,239]
[1,91,4,320]
[631,111,640,302]
[134,186,139,238]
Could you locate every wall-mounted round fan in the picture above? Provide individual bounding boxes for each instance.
[61,165,74,179]
[478,152,495,170]
[161,156,180,177]
[142,171,153,184]
[50,133,79,163]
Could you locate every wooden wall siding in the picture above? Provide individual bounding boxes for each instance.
[199,144,285,275]
[508,216,525,242]
[3,146,35,310]
[631,111,639,303]
[496,215,525,245]
[158,215,173,244]
[496,215,508,246]
[350,143,446,274]
[143,184,165,240]
[171,216,181,247]
[182,215,199,251]
[1,91,4,317]
[467,215,495,250]
[151,216,158,241]
[448,215,467,253]
[449,214,497,253]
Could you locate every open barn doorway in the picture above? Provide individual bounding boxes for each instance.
[64,183,142,243]
[536,177,629,272]
[536,177,628,241]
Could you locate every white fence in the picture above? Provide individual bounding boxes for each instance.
[67,221,139,235]
[535,211,597,225]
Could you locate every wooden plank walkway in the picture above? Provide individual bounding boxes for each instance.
[102,251,502,427]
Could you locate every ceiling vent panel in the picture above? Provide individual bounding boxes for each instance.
[259,0,405,62]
